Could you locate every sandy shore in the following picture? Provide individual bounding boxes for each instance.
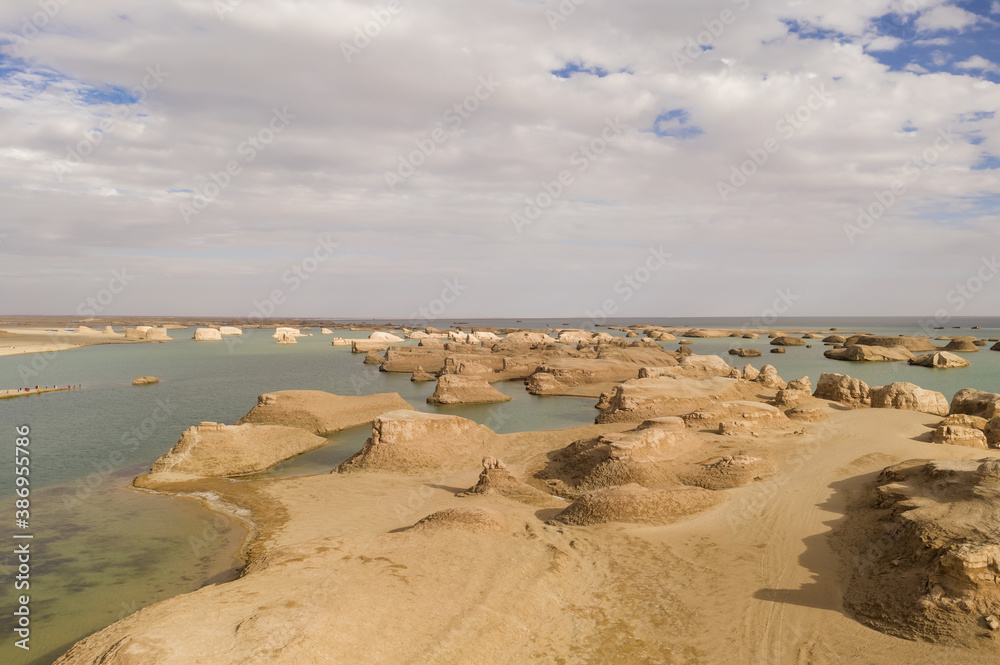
[55,407,1000,664]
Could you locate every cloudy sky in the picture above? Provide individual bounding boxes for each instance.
[1,0,998,319]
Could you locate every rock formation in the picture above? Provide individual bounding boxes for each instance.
[132,376,159,386]
[841,458,1000,641]
[942,339,980,353]
[813,372,870,407]
[337,410,497,473]
[426,375,511,405]
[410,366,435,382]
[457,457,551,504]
[824,345,915,362]
[869,382,948,416]
[193,328,223,341]
[150,423,328,476]
[680,401,789,436]
[770,336,806,346]
[950,389,1000,419]
[237,390,413,435]
[369,331,405,343]
[595,376,760,424]
[850,335,937,352]
[908,351,970,368]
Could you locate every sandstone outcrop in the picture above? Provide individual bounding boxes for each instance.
[369,331,405,343]
[728,348,761,357]
[150,423,328,476]
[841,458,1000,641]
[850,335,937,352]
[410,366,435,382]
[824,345,915,362]
[458,457,551,504]
[680,401,789,436]
[132,376,159,386]
[813,372,870,407]
[909,351,970,368]
[755,364,787,389]
[949,389,1000,419]
[193,328,223,341]
[337,410,497,474]
[869,382,948,416]
[595,376,759,424]
[942,339,980,353]
[237,390,413,435]
[218,326,242,336]
[771,336,806,346]
[426,375,511,405]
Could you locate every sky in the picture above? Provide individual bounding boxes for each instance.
[0,0,998,320]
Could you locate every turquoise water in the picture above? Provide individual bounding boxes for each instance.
[1,318,998,664]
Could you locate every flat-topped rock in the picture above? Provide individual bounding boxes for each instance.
[150,423,328,476]
[595,375,760,424]
[132,376,159,386]
[870,382,948,416]
[336,410,498,474]
[426,375,511,405]
[908,351,970,369]
[237,390,413,435]
[193,327,223,341]
[824,345,915,362]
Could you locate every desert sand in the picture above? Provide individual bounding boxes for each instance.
[38,326,1000,663]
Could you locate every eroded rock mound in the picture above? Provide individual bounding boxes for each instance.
[680,401,789,436]
[150,422,327,476]
[595,376,759,424]
[193,327,223,341]
[869,382,948,416]
[824,345,915,362]
[770,336,806,346]
[237,390,412,435]
[410,366,435,382]
[337,410,497,474]
[950,389,1000,419]
[909,351,970,369]
[132,376,159,386]
[841,458,1000,641]
[942,339,980,353]
[426,375,511,405]
[551,483,723,526]
[458,457,551,503]
[813,372,870,407]
[851,335,937,352]
[408,507,505,533]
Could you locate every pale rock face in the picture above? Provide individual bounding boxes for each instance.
[193,327,223,341]
[909,351,970,369]
[124,327,147,340]
[132,376,159,386]
[681,400,788,436]
[755,365,787,390]
[502,331,557,346]
[273,327,301,338]
[276,331,298,344]
[851,335,937,352]
[426,375,511,405]
[369,331,405,343]
[931,425,988,449]
[742,364,760,381]
[150,423,328,476]
[942,339,980,353]
[321,328,334,335]
[331,337,351,346]
[824,345,916,362]
[102,326,116,334]
[770,336,806,346]
[351,340,387,353]
[595,376,760,424]
[950,389,1000,419]
[218,326,242,336]
[870,382,949,416]
[145,327,171,340]
[813,372,870,407]
[787,376,812,392]
[556,330,594,345]
[237,390,413,435]
[337,410,497,473]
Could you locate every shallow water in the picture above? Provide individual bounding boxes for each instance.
[0,318,998,663]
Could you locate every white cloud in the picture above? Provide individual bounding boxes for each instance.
[955,55,1000,74]
[914,37,952,46]
[992,1,1000,15]
[865,36,903,51]
[0,0,998,317]
[915,5,982,32]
